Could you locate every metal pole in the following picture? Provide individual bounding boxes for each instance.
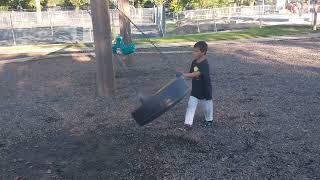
[49,11,54,38]
[90,0,115,96]
[159,5,163,36]
[259,4,262,28]
[313,0,318,30]
[89,27,93,42]
[197,20,200,33]
[212,9,217,32]
[154,5,156,23]
[9,13,16,46]
[161,4,166,37]
[228,5,231,20]
[262,0,265,15]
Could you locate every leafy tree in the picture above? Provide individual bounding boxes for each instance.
[68,0,88,10]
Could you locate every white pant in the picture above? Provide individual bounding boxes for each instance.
[184,96,214,126]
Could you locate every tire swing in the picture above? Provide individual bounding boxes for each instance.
[114,4,189,126]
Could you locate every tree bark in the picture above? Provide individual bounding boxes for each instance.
[90,0,116,96]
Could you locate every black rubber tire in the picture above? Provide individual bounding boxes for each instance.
[132,77,189,126]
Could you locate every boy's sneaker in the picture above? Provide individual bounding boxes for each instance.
[204,121,213,127]
[178,124,192,131]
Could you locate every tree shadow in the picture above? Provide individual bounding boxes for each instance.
[260,37,320,50]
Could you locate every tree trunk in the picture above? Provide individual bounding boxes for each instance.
[90,0,115,96]
[118,0,132,44]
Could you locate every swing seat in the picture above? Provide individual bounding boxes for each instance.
[132,77,189,126]
[121,44,136,55]
[112,42,136,55]
[112,35,136,55]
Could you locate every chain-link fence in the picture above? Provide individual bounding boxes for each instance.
[0,8,158,46]
[165,5,319,36]
[0,5,319,46]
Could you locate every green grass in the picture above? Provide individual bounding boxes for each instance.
[134,25,320,44]
[0,25,318,52]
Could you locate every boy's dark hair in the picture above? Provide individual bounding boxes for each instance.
[194,41,208,54]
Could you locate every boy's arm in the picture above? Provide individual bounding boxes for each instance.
[183,71,201,78]
[177,61,200,78]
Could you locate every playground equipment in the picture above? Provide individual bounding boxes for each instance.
[112,5,190,126]
[112,35,136,55]
[112,35,136,71]
[132,76,189,126]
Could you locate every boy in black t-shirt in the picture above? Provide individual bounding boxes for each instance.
[179,41,213,130]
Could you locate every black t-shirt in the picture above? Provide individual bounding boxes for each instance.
[189,59,212,100]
